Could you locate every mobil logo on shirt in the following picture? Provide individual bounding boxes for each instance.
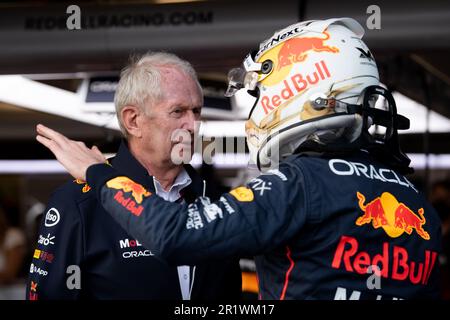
[118,238,154,259]
[119,238,143,249]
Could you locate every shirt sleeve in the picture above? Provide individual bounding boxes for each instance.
[87,162,309,265]
[26,187,84,300]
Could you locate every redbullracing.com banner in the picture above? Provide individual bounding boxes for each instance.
[25,11,213,31]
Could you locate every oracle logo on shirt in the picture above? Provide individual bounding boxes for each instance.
[118,238,154,259]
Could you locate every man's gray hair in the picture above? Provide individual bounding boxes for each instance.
[114,51,202,136]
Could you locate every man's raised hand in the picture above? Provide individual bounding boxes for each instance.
[36,124,106,181]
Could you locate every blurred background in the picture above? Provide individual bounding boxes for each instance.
[0,0,449,300]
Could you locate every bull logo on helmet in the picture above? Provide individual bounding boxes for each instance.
[276,31,339,71]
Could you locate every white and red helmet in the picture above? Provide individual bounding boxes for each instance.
[226,18,380,170]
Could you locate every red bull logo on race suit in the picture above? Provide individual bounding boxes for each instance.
[355,192,430,240]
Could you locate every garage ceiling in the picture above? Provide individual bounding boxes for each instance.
[0,0,449,158]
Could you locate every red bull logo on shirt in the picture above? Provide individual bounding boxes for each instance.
[106,177,152,217]
[107,177,151,204]
[331,193,437,286]
[355,191,430,240]
[332,235,438,285]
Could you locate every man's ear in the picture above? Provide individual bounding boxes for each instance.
[121,105,142,138]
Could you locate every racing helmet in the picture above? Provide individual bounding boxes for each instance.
[226,18,380,170]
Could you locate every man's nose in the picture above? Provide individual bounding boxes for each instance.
[183,110,198,133]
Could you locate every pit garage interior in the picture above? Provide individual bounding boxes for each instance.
[0,0,449,300]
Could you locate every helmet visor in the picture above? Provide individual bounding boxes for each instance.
[225,52,263,97]
[225,68,259,97]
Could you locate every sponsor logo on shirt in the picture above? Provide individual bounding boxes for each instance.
[355,191,430,240]
[219,196,235,214]
[328,159,418,193]
[199,197,223,223]
[118,238,155,259]
[106,177,152,217]
[33,249,54,263]
[38,233,55,246]
[186,203,204,230]
[30,263,48,277]
[30,281,37,292]
[44,208,60,227]
[122,250,154,259]
[331,235,438,286]
[229,187,254,202]
[74,179,91,193]
[249,178,272,196]
[119,238,142,249]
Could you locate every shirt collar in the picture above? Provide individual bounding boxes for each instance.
[110,139,150,187]
[152,167,192,202]
[111,140,194,199]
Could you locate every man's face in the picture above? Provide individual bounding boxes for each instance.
[139,67,202,166]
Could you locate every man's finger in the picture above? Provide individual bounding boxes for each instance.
[36,134,66,162]
[36,124,69,148]
[76,141,87,148]
[91,145,103,157]
[36,134,57,152]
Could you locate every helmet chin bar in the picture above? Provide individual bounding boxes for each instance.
[354,85,412,173]
[254,86,412,173]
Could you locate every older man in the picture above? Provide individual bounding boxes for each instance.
[27,52,241,300]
